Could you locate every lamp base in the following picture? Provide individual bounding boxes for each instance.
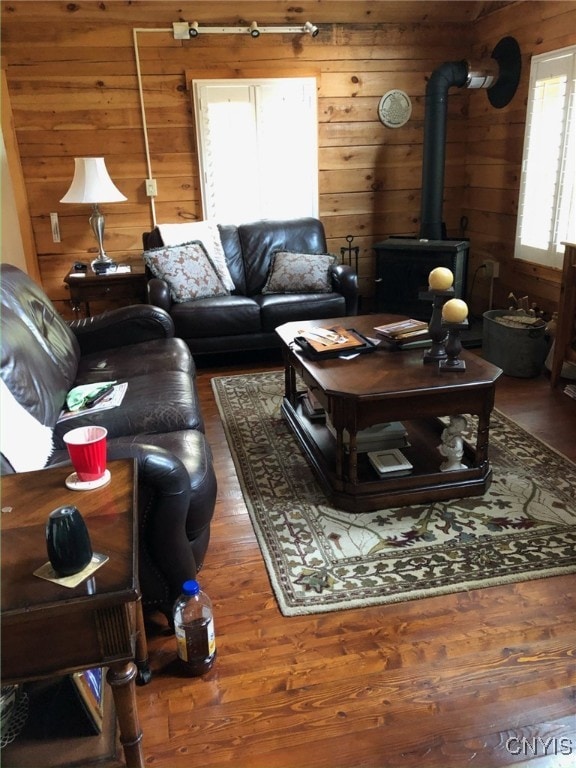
[89,205,117,273]
[91,257,117,274]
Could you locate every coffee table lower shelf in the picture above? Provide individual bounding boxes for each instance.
[281,397,492,513]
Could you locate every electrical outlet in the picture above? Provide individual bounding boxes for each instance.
[481,259,500,279]
[50,212,61,243]
[145,178,157,197]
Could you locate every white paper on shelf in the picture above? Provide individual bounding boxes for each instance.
[368,448,413,475]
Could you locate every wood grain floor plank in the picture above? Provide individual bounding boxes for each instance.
[137,359,576,767]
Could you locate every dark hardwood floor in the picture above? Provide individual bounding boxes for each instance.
[138,354,576,768]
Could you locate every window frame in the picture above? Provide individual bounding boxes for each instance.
[514,44,576,270]
[192,77,319,224]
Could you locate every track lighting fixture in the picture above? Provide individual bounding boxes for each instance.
[172,21,319,39]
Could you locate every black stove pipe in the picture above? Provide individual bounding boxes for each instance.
[419,60,469,241]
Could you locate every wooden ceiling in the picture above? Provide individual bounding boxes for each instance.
[244,2,520,25]
[0,1,517,26]
[166,2,518,25]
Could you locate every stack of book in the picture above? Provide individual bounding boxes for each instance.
[367,448,413,477]
[325,419,409,453]
[301,389,325,421]
[374,319,430,348]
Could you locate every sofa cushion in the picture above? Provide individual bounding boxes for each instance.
[259,292,347,332]
[237,217,328,295]
[262,251,336,294]
[75,338,195,384]
[143,241,230,303]
[157,221,235,291]
[170,295,262,339]
[53,370,204,448]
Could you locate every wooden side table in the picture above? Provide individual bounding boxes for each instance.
[64,267,147,318]
[1,460,149,768]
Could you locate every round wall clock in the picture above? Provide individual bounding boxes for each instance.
[377,89,412,128]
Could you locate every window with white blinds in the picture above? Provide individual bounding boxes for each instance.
[515,45,576,269]
[192,78,318,224]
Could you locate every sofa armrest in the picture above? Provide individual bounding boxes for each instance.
[147,277,172,312]
[69,304,175,355]
[46,441,200,605]
[107,441,198,599]
[331,264,359,316]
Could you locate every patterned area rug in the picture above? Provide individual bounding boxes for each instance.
[212,370,576,616]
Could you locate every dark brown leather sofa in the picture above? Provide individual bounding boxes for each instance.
[0,263,217,619]
[143,217,359,355]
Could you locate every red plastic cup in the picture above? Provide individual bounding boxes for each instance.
[63,426,108,482]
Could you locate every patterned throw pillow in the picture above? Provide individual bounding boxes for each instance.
[262,251,336,294]
[157,221,235,291]
[143,241,229,303]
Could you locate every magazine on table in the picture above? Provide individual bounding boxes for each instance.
[57,382,128,423]
[294,326,378,359]
[297,326,365,352]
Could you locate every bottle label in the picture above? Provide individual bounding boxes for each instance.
[175,616,216,662]
[175,622,188,660]
[206,617,216,657]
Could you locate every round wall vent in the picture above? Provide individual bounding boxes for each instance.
[378,89,412,128]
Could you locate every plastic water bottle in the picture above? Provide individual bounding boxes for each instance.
[173,580,216,675]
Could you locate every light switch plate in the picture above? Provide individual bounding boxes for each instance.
[50,212,61,242]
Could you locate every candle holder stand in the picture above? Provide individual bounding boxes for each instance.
[418,288,454,363]
[439,320,468,371]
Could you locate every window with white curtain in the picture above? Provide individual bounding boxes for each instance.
[192,78,318,224]
[514,45,576,269]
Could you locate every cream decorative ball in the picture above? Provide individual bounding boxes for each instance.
[428,267,454,290]
[442,298,468,323]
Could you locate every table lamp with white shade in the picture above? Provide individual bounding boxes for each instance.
[60,157,127,272]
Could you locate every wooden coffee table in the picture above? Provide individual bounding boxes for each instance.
[276,315,503,512]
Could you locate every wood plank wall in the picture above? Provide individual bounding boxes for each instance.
[1,1,575,319]
[466,1,576,315]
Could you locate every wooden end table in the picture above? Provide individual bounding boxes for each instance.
[276,315,503,512]
[1,459,149,768]
[64,266,147,318]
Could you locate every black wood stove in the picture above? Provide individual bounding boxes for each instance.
[373,38,521,324]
